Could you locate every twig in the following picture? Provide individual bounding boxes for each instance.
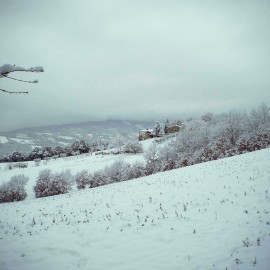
[1,74,38,83]
[0,88,28,94]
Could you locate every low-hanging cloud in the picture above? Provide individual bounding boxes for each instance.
[0,0,270,132]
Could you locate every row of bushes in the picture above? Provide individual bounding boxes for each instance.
[0,140,102,164]
[1,132,270,203]
[0,159,145,203]
[0,170,74,203]
[75,160,145,190]
[199,133,270,163]
[1,140,143,166]
[142,132,270,174]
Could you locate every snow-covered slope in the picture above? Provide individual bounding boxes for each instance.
[1,149,270,270]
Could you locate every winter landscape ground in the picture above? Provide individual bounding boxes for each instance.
[0,139,269,270]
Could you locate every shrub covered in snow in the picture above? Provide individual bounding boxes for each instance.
[34,169,72,198]
[104,159,132,183]
[74,160,147,190]
[75,170,90,190]
[0,174,29,203]
[144,143,162,175]
[89,170,108,187]
[199,132,270,163]
[34,169,52,198]
[71,140,90,155]
[127,161,146,179]
[123,141,143,154]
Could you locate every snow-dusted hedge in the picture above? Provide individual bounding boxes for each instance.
[199,133,270,162]
[0,174,29,203]
[0,140,93,163]
[123,141,143,154]
[34,169,73,198]
[75,170,90,190]
[73,160,147,190]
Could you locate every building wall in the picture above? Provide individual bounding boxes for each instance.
[138,131,153,141]
[167,125,180,134]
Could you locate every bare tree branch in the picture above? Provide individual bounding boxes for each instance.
[0,64,43,94]
[0,88,28,94]
[1,74,38,83]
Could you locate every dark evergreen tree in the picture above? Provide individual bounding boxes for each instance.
[164,119,169,134]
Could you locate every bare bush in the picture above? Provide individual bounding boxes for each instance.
[34,169,72,198]
[90,170,108,187]
[128,161,146,179]
[104,159,131,182]
[75,170,90,190]
[79,160,147,190]
[0,174,29,203]
[123,141,143,154]
[13,162,28,169]
[144,143,161,175]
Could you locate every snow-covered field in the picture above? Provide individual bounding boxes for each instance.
[0,148,270,270]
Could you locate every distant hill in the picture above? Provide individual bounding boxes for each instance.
[0,120,154,155]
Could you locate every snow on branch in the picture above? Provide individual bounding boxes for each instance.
[0,64,44,77]
[0,64,43,94]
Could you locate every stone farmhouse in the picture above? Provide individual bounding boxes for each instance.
[138,123,181,141]
[138,129,154,141]
[164,124,180,134]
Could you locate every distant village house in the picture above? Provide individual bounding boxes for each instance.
[164,124,180,134]
[138,129,154,141]
[138,121,182,141]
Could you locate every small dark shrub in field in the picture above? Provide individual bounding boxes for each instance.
[13,162,28,169]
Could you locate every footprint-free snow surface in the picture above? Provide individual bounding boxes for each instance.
[1,149,270,270]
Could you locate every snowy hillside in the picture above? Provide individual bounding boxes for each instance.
[1,148,270,270]
[0,119,153,155]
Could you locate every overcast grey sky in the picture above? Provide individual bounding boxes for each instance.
[0,0,270,132]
